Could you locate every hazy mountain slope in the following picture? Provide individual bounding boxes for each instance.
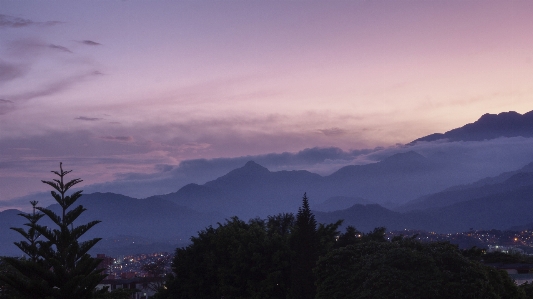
[314,180,533,233]
[43,192,224,241]
[323,151,445,204]
[443,161,533,192]
[397,162,533,212]
[0,192,224,256]
[412,110,533,143]
[160,161,324,218]
[0,209,28,256]
[424,184,533,232]
[314,196,371,212]
[160,151,470,218]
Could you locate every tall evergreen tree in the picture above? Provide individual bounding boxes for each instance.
[11,201,44,263]
[290,193,319,299]
[0,163,106,299]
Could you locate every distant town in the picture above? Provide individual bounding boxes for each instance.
[387,229,533,254]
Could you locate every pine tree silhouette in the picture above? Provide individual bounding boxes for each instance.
[0,163,106,299]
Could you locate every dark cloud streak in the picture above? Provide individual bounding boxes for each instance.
[2,71,102,103]
[48,44,72,53]
[0,14,61,28]
[100,136,134,142]
[0,60,29,83]
[81,40,101,46]
[75,116,102,121]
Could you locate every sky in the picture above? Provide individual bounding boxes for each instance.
[1,1,533,203]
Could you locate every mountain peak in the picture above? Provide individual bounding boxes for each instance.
[226,161,270,176]
[411,109,533,143]
[244,160,264,168]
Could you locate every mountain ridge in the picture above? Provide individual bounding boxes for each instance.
[412,110,533,143]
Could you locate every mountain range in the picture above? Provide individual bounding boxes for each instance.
[2,109,533,256]
[412,110,533,143]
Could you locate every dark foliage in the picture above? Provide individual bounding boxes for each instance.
[290,193,320,299]
[156,194,342,299]
[157,215,295,299]
[315,238,524,299]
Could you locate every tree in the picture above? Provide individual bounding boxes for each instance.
[315,238,524,299]
[154,195,343,299]
[0,163,106,299]
[290,193,319,299]
[156,215,295,299]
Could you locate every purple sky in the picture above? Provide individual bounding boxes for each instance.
[1,1,533,202]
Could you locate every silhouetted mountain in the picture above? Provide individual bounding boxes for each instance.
[412,110,533,143]
[159,151,532,218]
[161,151,474,218]
[160,161,324,218]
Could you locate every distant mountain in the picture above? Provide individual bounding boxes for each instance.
[315,181,533,233]
[0,192,225,256]
[397,162,533,212]
[322,151,441,203]
[0,209,28,256]
[49,192,223,241]
[158,161,323,219]
[158,152,466,218]
[314,196,371,212]
[422,184,533,232]
[412,110,533,143]
[4,157,533,256]
[314,157,533,233]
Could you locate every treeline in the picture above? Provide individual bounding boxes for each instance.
[154,194,533,299]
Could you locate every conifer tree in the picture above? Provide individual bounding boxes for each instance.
[290,193,319,299]
[0,163,106,299]
[12,201,44,263]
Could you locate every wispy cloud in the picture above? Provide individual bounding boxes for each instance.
[48,44,72,53]
[101,136,134,142]
[0,99,15,115]
[0,14,62,28]
[6,38,71,59]
[0,60,29,83]
[81,40,101,46]
[2,71,102,103]
[318,127,347,137]
[177,142,211,152]
[75,116,102,121]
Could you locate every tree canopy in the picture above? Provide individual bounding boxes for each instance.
[315,238,523,299]
[155,194,342,299]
